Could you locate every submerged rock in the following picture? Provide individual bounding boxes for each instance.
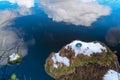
[45,40,120,80]
[10,73,19,80]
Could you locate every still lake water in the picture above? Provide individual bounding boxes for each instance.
[1,7,120,80]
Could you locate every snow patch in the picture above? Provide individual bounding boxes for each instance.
[103,69,120,80]
[52,52,70,68]
[65,40,107,56]
[9,53,20,61]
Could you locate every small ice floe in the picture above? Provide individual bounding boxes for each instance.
[65,40,107,56]
[103,69,120,80]
[8,53,22,65]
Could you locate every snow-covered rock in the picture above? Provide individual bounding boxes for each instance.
[8,53,22,64]
[52,52,70,68]
[9,53,20,61]
[65,40,107,56]
[103,69,120,80]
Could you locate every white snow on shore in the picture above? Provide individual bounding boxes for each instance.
[65,40,107,56]
[52,52,70,68]
[103,69,120,80]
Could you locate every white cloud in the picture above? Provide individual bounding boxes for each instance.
[10,0,34,8]
[0,8,30,65]
[0,8,32,28]
[39,0,111,26]
[0,10,16,28]
[0,0,34,8]
[0,29,27,65]
[0,0,34,66]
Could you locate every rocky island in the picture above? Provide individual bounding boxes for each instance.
[45,40,120,80]
[8,53,23,65]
